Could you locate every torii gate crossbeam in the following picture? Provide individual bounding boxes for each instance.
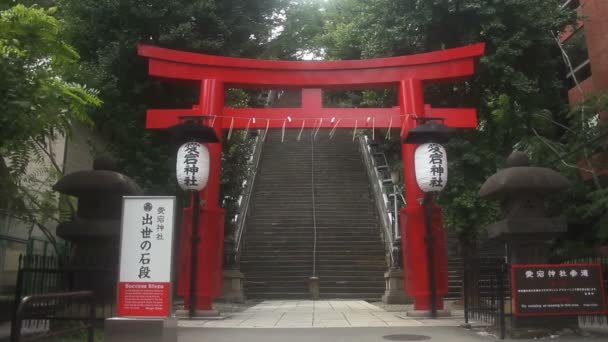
[138,43,485,312]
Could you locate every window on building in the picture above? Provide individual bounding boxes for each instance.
[563,28,591,88]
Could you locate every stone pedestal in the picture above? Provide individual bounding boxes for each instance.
[382,269,412,304]
[309,277,320,300]
[479,151,576,334]
[104,317,177,342]
[219,269,245,303]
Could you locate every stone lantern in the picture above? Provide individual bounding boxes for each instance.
[479,151,570,264]
[53,157,141,297]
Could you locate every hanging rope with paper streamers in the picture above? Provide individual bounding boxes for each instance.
[183,113,422,142]
[262,119,270,141]
[313,118,323,139]
[281,116,292,143]
[227,117,235,140]
[281,119,286,143]
[329,118,340,139]
[365,117,375,141]
[297,119,306,141]
[245,117,251,132]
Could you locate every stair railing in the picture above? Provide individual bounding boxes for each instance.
[233,131,266,265]
[358,136,404,268]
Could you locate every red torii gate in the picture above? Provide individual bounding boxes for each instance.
[138,42,485,312]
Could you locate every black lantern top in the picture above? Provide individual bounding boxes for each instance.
[168,116,220,146]
[403,118,456,144]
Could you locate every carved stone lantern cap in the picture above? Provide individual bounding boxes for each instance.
[53,156,141,197]
[478,151,570,200]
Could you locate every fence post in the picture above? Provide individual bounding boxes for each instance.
[88,294,96,342]
[10,255,25,342]
[497,261,506,340]
[463,258,469,324]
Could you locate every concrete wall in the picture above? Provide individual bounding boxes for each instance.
[0,122,109,293]
[64,121,110,174]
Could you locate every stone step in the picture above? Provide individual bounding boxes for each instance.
[240,130,387,299]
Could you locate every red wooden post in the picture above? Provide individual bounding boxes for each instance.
[178,79,225,311]
[399,79,448,311]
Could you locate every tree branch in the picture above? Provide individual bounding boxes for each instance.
[552,31,602,190]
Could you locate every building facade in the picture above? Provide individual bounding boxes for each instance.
[0,123,108,294]
[561,0,608,183]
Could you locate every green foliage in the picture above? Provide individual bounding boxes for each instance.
[59,0,279,192]
[309,0,603,246]
[59,0,278,233]
[0,3,100,255]
[266,0,326,60]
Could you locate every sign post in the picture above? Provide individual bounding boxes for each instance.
[512,264,607,316]
[106,196,177,342]
[117,196,176,317]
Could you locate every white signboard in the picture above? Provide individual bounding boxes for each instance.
[118,196,176,317]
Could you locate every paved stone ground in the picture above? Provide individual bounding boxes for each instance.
[179,300,466,328]
[179,326,608,342]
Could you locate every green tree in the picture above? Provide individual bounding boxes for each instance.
[59,0,281,188]
[0,3,101,252]
[314,0,585,247]
[59,0,283,235]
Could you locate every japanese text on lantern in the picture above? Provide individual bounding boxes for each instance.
[183,142,200,187]
[428,143,444,189]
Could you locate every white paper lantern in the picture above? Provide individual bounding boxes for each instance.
[414,143,448,193]
[176,142,209,191]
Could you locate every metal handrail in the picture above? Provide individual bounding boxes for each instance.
[233,132,265,263]
[358,136,402,267]
[11,291,95,342]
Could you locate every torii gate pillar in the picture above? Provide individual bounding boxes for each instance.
[399,79,448,310]
[177,79,226,312]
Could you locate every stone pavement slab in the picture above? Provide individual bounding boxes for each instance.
[178,300,465,329]
[178,326,608,342]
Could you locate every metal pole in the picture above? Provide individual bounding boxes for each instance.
[424,193,437,318]
[189,191,201,318]
[498,262,506,340]
[10,256,24,341]
[463,260,469,324]
[393,185,399,239]
[88,294,96,342]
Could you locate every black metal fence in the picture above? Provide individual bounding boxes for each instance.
[560,255,608,327]
[463,256,509,339]
[11,291,95,342]
[10,254,117,340]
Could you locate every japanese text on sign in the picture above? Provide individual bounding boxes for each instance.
[512,264,607,316]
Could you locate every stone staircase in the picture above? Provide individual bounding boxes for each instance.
[240,129,387,300]
[446,234,464,300]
